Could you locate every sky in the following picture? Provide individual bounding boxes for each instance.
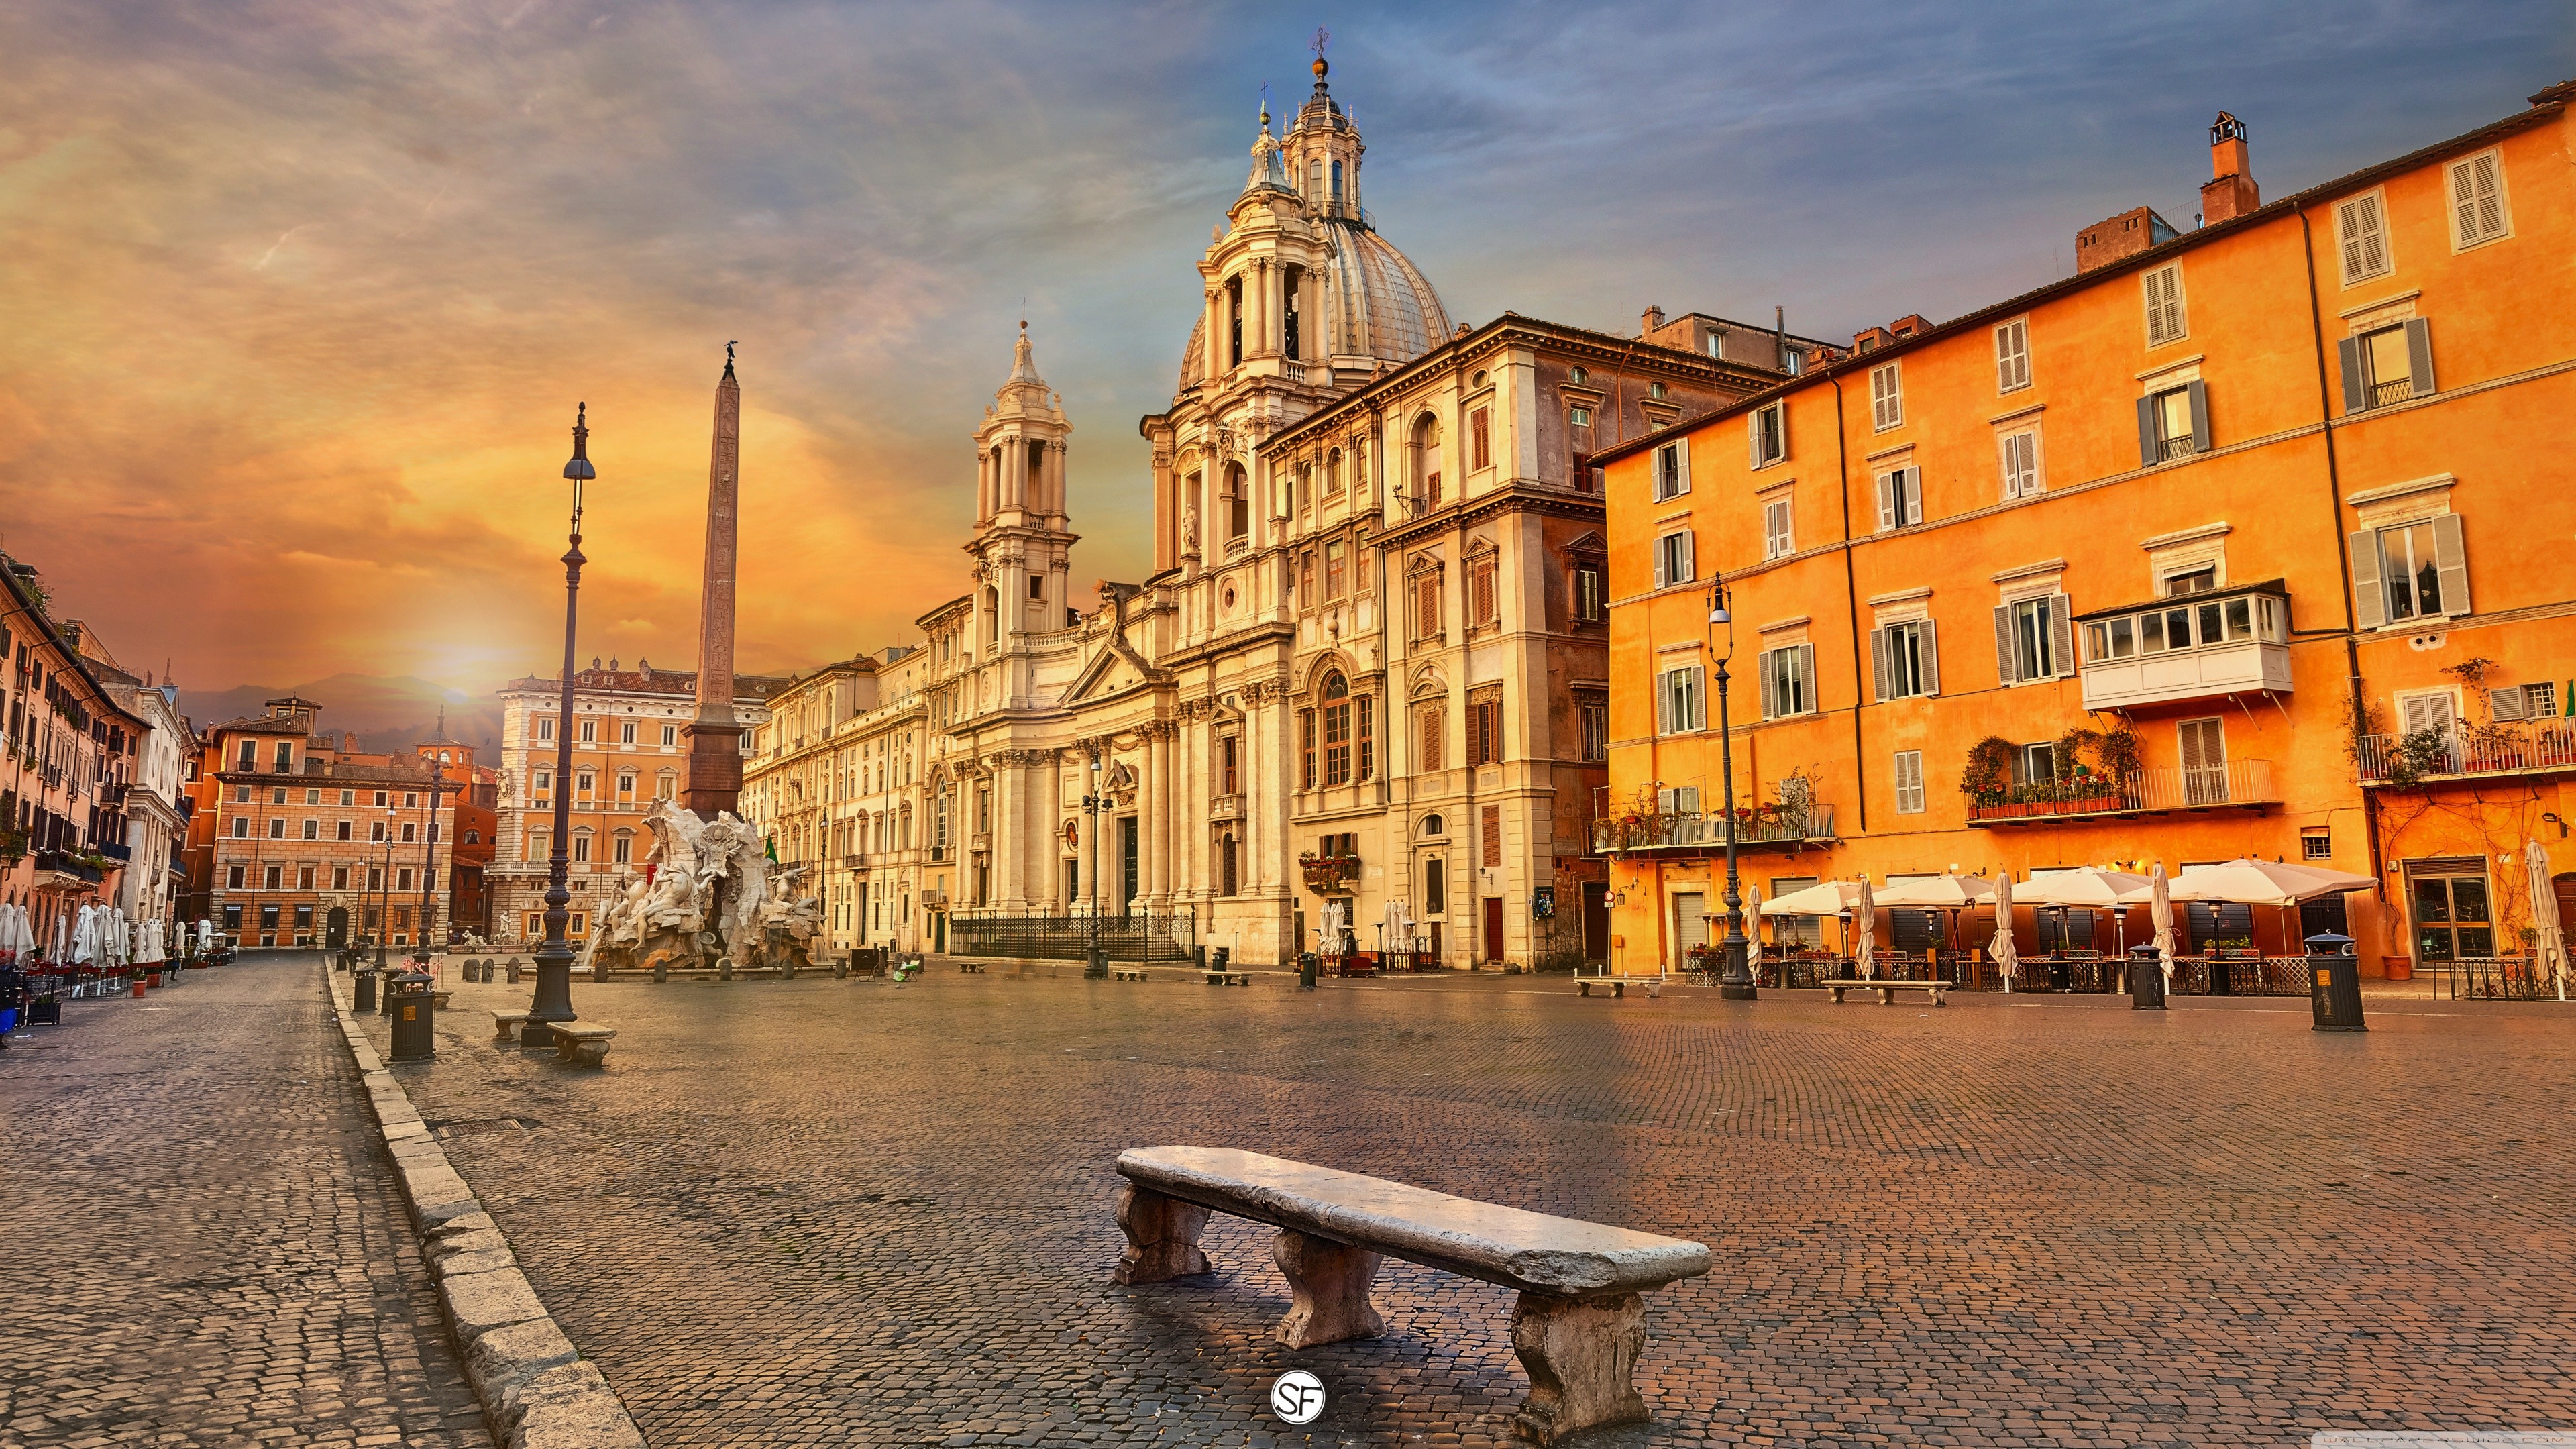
[3,0,2567,702]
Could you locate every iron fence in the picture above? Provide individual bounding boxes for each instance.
[2436,957,2563,1001]
[949,910,1199,965]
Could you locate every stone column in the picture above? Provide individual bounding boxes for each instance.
[992,757,1019,909]
[1203,287,1224,380]
[1246,260,1267,361]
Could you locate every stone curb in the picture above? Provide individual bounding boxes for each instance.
[322,961,648,1449]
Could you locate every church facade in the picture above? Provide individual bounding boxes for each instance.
[784,61,1807,967]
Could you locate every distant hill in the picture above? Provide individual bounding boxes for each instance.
[178,674,504,755]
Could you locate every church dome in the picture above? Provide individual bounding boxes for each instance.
[1177,219,1450,393]
[1178,65,1449,394]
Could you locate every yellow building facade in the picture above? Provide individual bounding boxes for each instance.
[1599,81,2576,980]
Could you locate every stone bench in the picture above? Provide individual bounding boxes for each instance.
[1112,968,1148,982]
[431,990,453,1010]
[1113,1145,1709,1445]
[490,1011,530,1044]
[1822,978,1953,1006]
[957,961,985,973]
[1577,979,1660,1000]
[1203,971,1250,987]
[549,1024,616,1067]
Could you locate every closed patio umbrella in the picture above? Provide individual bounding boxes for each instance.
[2526,839,2566,1002]
[1854,879,1878,981]
[1991,871,2019,992]
[2150,863,2178,991]
[1745,885,1764,978]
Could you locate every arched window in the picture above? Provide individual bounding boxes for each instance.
[1419,813,1444,838]
[1410,414,1442,512]
[1226,276,1244,367]
[1321,672,1355,786]
[1226,462,1250,541]
[1325,447,1343,496]
[985,586,1001,643]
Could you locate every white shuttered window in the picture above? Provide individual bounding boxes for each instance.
[1762,498,1794,559]
[2449,152,2508,248]
[2334,193,2391,284]
[1893,751,1926,814]
[1994,319,2031,392]
[1869,362,1903,430]
[2000,430,2042,499]
[2143,265,2187,347]
[1652,530,1695,588]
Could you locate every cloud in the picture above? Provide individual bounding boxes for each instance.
[1,0,2565,700]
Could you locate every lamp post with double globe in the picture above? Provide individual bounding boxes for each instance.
[1709,580,1756,1000]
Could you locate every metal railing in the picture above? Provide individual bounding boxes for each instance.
[2158,435,2198,462]
[2369,378,2413,409]
[1592,804,1835,854]
[2355,720,2576,784]
[2433,958,2564,1001]
[2167,955,2313,996]
[1967,759,2273,822]
[949,910,1199,965]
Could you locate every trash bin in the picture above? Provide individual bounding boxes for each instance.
[2127,943,2166,1010]
[1191,944,1208,972]
[388,971,435,1061]
[1299,952,1319,991]
[1211,947,1230,973]
[354,968,378,1013]
[1085,947,1109,979]
[2306,932,2366,1032]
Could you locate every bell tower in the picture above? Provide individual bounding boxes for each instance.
[967,323,1078,648]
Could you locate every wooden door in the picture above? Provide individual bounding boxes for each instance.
[1482,896,1505,963]
[1581,883,1610,965]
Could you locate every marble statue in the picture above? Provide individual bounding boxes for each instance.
[575,797,822,977]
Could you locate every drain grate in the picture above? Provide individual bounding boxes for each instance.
[427,1116,539,1138]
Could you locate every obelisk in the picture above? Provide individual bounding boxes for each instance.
[682,345,746,816]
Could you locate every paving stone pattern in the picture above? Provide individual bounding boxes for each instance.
[0,955,492,1448]
[358,966,2576,1448]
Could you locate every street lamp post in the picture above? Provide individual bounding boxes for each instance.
[1708,582,1756,1001]
[1081,748,1107,977]
[417,762,443,963]
[373,809,396,973]
[527,405,595,1037]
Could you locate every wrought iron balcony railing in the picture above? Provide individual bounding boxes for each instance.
[1592,804,1835,855]
[1966,759,2275,824]
[2355,721,2576,785]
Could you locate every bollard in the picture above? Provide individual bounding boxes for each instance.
[2127,943,2167,1010]
[2306,932,2366,1032]
[506,958,523,985]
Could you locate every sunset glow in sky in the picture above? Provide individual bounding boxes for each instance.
[3,1,2565,699]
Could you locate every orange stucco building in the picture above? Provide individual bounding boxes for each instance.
[1597,80,2576,980]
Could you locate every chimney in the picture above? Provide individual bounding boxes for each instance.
[2201,111,2259,225]
[2075,205,2180,273]
[1641,305,1666,337]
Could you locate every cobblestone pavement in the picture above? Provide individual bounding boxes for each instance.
[354,963,2576,1448]
[0,955,492,1448]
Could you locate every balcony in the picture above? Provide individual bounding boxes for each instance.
[1966,759,2275,827]
[1210,793,1244,821]
[1593,804,1836,856]
[2078,582,2291,711]
[2356,720,2576,787]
